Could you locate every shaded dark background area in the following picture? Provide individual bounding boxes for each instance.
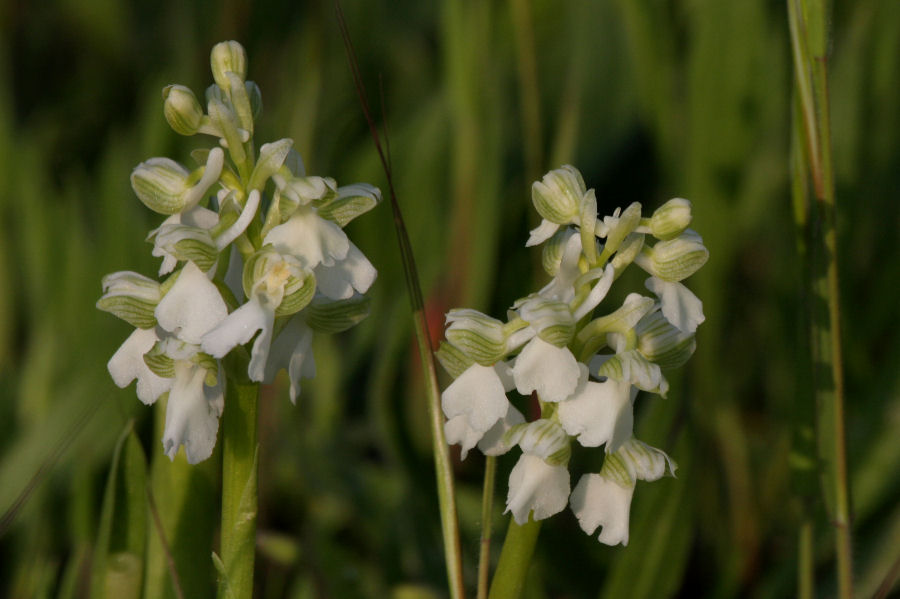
[1,1,899,597]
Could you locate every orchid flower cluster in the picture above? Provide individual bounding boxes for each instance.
[437,166,707,546]
[97,41,380,464]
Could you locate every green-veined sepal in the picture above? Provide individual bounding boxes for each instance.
[305,294,370,333]
[97,271,162,329]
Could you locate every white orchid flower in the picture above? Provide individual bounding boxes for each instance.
[570,438,676,546]
[505,420,571,524]
[202,250,312,382]
[442,362,514,458]
[162,360,224,464]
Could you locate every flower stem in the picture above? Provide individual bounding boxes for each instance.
[217,367,259,599]
[787,1,853,596]
[477,456,497,599]
[488,518,541,599]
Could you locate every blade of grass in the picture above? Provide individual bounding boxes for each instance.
[787,1,853,596]
[333,3,465,598]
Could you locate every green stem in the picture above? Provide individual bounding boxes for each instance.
[798,519,815,599]
[488,518,541,599]
[217,368,259,599]
[477,456,497,599]
[787,1,853,597]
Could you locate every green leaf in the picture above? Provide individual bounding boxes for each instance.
[90,421,147,599]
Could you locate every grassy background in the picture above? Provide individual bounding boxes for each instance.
[1,0,899,597]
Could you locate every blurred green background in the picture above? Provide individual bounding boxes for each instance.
[1,1,899,597]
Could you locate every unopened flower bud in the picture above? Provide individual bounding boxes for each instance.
[131,148,224,215]
[635,230,709,282]
[163,85,204,136]
[532,165,586,224]
[96,271,162,329]
[445,309,508,365]
[650,198,692,240]
[210,41,247,91]
[635,310,696,369]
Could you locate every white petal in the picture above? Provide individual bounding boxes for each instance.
[180,147,224,211]
[570,473,634,546]
[107,327,172,404]
[162,362,223,464]
[215,189,260,250]
[526,219,560,247]
[512,337,581,402]
[572,264,615,320]
[155,261,228,343]
[201,294,276,384]
[314,242,377,300]
[441,363,509,434]
[505,454,570,524]
[265,317,315,404]
[477,404,526,456]
[557,377,633,452]
[444,415,484,460]
[645,277,705,334]
[264,207,350,269]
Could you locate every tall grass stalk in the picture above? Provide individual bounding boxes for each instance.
[787,1,853,596]
[334,4,465,597]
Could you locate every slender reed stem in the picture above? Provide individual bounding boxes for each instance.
[217,369,259,599]
[797,520,814,599]
[787,1,853,596]
[477,456,497,599]
[488,518,541,599]
[333,4,465,597]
